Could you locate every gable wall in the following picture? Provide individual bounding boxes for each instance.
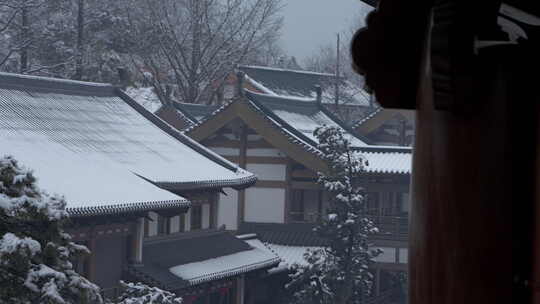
[204,124,289,226]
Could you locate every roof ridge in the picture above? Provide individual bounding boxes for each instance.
[245,89,318,106]
[239,65,339,78]
[316,102,373,145]
[0,72,116,96]
[174,101,219,108]
[0,72,112,87]
[352,107,384,129]
[245,90,321,148]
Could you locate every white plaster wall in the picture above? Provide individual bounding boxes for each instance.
[246,148,286,158]
[202,204,210,229]
[401,193,410,213]
[147,212,158,237]
[184,211,191,232]
[374,247,396,263]
[218,189,239,230]
[399,248,408,264]
[210,147,239,156]
[246,164,286,181]
[245,188,285,223]
[170,216,180,233]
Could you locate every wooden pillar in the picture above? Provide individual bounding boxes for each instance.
[284,158,293,223]
[237,125,248,228]
[87,234,97,282]
[235,275,245,304]
[410,45,535,304]
[132,218,144,264]
[211,192,218,229]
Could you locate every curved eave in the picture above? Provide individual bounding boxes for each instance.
[156,174,258,192]
[185,257,281,286]
[67,199,191,218]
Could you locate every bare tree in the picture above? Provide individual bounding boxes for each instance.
[0,0,44,71]
[126,0,283,105]
[303,10,372,88]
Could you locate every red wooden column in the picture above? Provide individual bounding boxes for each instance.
[409,46,536,303]
[350,2,538,302]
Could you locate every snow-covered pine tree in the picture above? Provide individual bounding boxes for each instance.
[0,156,103,304]
[114,281,183,304]
[287,126,381,304]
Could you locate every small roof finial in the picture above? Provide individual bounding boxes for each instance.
[236,71,245,98]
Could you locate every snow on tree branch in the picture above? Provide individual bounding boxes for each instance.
[0,155,103,304]
[286,126,381,304]
[115,281,183,304]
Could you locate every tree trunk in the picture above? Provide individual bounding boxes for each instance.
[74,0,85,80]
[20,6,29,73]
[188,0,201,103]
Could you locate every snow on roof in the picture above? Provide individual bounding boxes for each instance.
[169,243,279,285]
[239,65,371,107]
[244,91,412,174]
[172,102,220,123]
[125,87,163,113]
[245,90,368,148]
[361,150,412,175]
[265,243,322,267]
[0,73,256,214]
[0,135,185,216]
[353,107,384,129]
[236,234,319,269]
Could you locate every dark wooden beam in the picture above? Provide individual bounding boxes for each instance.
[284,159,293,223]
[254,181,287,188]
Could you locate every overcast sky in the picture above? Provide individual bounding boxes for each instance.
[279,0,373,61]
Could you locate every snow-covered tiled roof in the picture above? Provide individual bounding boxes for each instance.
[239,65,371,107]
[131,232,279,290]
[185,87,411,176]
[266,243,321,267]
[0,72,256,215]
[352,107,384,129]
[125,86,163,113]
[173,102,220,123]
[237,234,320,268]
[359,147,412,175]
[245,90,369,148]
[169,244,278,285]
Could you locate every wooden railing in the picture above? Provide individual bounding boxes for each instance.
[368,216,409,241]
[288,212,409,241]
[289,211,320,223]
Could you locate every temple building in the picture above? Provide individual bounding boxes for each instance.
[170,77,412,303]
[0,72,278,304]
